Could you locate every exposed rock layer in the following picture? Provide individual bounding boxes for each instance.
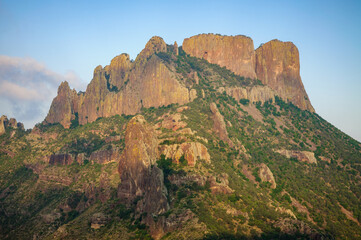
[117,115,169,215]
[276,149,317,164]
[160,142,210,166]
[46,34,315,128]
[183,34,314,111]
[255,40,314,111]
[258,163,277,189]
[46,36,191,128]
[183,34,257,79]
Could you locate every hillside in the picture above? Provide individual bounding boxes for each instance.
[0,34,360,240]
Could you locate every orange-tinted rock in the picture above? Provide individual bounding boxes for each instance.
[160,142,211,166]
[255,40,314,111]
[0,115,6,135]
[89,147,120,164]
[208,174,234,194]
[183,34,257,79]
[109,53,131,88]
[45,81,82,128]
[135,36,167,65]
[258,163,276,189]
[276,149,317,164]
[210,103,233,147]
[118,115,169,215]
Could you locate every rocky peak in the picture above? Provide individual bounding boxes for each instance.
[182,34,314,111]
[118,115,166,203]
[255,40,314,112]
[135,36,167,64]
[45,81,80,128]
[0,115,25,135]
[173,41,179,55]
[110,53,131,71]
[182,33,257,79]
[0,115,6,135]
[93,65,103,75]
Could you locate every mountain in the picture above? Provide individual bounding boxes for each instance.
[0,34,360,240]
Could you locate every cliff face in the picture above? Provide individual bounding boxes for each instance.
[182,34,314,112]
[45,34,314,128]
[183,34,257,79]
[45,81,82,128]
[46,36,191,127]
[118,115,169,215]
[255,40,314,111]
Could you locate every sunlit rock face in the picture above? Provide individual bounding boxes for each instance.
[255,40,314,112]
[183,33,257,79]
[46,36,191,128]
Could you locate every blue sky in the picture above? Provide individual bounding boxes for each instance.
[0,0,360,141]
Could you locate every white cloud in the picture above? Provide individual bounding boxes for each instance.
[0,55,86,129]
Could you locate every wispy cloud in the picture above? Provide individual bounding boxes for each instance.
[0,55,86,129]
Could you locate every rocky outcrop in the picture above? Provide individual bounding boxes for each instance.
[183,34,257,79]
[48,154,74,165]
[182,34,314,111]
[0,115,25,134]
[135,36,167,65]
[258,163,276,189]
[45,81,82,128]
[208,174,234,194]
[276,149,317,164]
[160,142,211,166]
[47,37,192,127]
[255,40,314,111]
[118,115,169,215]
[89,147,120,164]
[91,213,109,229]
[210,103,233,147]
[218,85,275,103]
[0,115,5,135]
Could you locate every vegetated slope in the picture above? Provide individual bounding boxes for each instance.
[0,41,360,240]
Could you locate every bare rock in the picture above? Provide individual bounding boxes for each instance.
[256,40,314,111]
[135,36,167,65]
[157,113,187,131]
[210,103,233,147]
[258,163,277,189]
[208,174,234,194]
[49,153,74,165]
[160,142,211,166]
[276,149,317,164]
[89,147,120,164]
[0,115,6,135]
[173,41,179,56]
[118,115,169,215]
[189,89,197,101]
[45,81,81,128]
[183,34,257,79]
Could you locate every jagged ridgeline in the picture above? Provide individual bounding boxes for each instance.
[0,34,360,240]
